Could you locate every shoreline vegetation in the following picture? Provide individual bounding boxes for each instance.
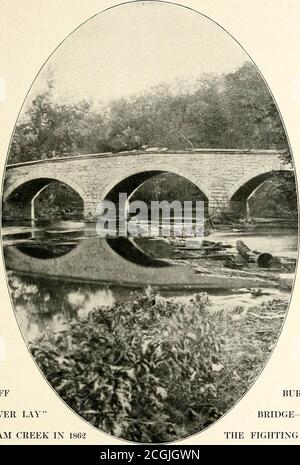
[29,287,288,442]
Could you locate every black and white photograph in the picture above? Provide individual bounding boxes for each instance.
[1,0,298,443]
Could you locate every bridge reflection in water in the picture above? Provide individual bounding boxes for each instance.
[5,221,294,343]
[5,233,277,290]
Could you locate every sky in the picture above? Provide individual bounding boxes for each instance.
[25,1,249,108]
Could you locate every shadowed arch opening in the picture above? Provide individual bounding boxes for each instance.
[103,170,209,235]
[105,170,209,204]
[230,170,296,218]
[3,178,84,223]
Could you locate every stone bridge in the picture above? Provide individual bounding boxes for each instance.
[2,149,292,221]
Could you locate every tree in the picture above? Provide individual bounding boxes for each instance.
[222,62,288,150]
[9,62,291,163]
[249,173,297,218]
[9,82,108,163]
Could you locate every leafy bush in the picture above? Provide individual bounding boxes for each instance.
[30,288,225,442]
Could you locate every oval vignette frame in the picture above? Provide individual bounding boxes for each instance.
[1,0,299,444]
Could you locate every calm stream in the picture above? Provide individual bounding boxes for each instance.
[2,220,298,341]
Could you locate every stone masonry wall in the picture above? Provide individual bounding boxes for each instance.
[3,150,289,219]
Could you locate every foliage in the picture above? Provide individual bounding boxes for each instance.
[29,288,225,442]
[9,81,109,163]
[248,172,298,218]
[130,172,206,204]
[29,288,288,442]
[222,63,288,150]
[9,62,289,164]
[215,298,288,412]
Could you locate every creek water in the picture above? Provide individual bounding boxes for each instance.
[1,220,298,342]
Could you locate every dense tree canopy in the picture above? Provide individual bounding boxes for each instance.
[9,62,290,164]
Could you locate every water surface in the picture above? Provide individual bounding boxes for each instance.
[2,220,297,341]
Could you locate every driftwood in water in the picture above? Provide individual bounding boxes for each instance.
[235,240,284,269]
[236,240,251,262]
[248,312,285,320]
[172,236,295,274]
[175,240,233,251]
[194,266,213,274]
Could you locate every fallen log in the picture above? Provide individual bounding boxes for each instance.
[194,266,213,274]
[172,237,295,276]
[236,240,280,269]
[172,253,235,260]
[247,312,285,320]
[236,240,251,262]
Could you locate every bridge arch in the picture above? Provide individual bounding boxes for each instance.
[2,176,85,222]
[101,166,211,220]
[101,165,211,203]
[228,167,294,217]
